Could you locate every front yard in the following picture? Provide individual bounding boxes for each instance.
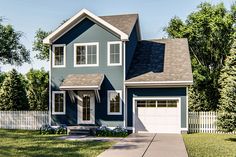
[0,129,113,157]
[183,133,236,157]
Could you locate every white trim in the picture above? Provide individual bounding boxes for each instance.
[60,85,100,90]
[186,86,189,131]
[74,42,99,67]
[123,41,126,128]
[43,9,128,44]
[132,96,181,133]
[49,47,52,125]
[52,91,66,115]
[181,128,188,131]
[107,41,122,66]
[52,44,66,68]
[107,90,122,115]
[77,91,95,124]
[125,81,193,86]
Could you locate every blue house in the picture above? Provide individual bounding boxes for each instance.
[43,9,193,134]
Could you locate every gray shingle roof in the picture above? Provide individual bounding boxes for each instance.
[60,73,104,90]
[126,38,193,85]
[100,14,138,36]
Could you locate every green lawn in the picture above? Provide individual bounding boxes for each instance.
[0,129,114,157]
[183,133,236,157]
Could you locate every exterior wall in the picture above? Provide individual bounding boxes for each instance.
[125,22,139,76]
[51,18,124,127]
[127,87,187,129]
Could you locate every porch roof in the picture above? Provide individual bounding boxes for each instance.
[60,73,104,90]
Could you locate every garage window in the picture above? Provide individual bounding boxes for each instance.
[137,100,156,107]
[137,100,178,108]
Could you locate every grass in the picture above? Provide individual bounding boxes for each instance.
[183,133,236,157]
[0,129,114,157]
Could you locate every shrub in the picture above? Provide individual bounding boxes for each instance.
[40,124,67,135]
[96,125,128,137]
[55,124,67,134]
[40,124,55,134]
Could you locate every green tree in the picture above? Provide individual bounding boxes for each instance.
[217,39,236,132]
[0,72,6,86]
[26,68,49,110]
[32,29,50,61]
[0,69,29,110]
[0,18,30,65]
[165,2,235,111]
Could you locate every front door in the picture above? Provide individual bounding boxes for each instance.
[78,92,95,124]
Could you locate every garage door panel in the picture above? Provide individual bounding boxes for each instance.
[135,99,180,134]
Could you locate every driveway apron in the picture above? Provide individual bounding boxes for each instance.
[98,133,188,157]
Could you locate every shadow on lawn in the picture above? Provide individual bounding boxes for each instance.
[225,138,236,142]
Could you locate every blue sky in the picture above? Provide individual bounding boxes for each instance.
[0,0,233,73]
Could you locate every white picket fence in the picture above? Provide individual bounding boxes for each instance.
[0,111,49,130]
[188,111,236,134]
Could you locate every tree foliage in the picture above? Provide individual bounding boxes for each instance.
[26,68,49,110]
[0,18,30,65]
[0,72,6,86]
[165,2,235,111]
[217,39,236,132]
[0,69,29,110]
[32,29,50,61]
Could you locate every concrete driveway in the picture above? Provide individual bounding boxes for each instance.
[98,133,188,157]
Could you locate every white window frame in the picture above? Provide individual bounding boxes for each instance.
[52,91,66,115]
[52,44,66,68]
[107,41,122,66]
[74,42,99,67]
[107,90,122,115]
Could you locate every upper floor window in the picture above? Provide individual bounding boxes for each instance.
[74,42,99,67]
[52,44,66,68]
[52,91,66,115]
[107,41,122,66]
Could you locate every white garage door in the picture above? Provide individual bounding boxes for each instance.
[135,98,180,133]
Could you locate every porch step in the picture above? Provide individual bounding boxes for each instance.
[69,129,90,135]
[67,125,98,135]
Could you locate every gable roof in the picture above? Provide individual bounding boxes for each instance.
[43,9,137,44]
[100,14,138,37]
[126,38,193,86]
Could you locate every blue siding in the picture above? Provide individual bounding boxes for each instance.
[127,88,187,128]
[51,18,124,127]
[125,23,138,76]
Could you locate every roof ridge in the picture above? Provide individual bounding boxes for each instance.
[99,13,138,17]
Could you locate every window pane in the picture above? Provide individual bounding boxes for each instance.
[76,46,86,64]
[157,100,167,107]
[54,93,64,112]
[110,43,120,64]
[87,45,97,64]
[54,47,64,65]
[82,95,90,120]
[109,92,120,113]
[137,100,146,107]
[167,100,177,107]
[146,100,156,107]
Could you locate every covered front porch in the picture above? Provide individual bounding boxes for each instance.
[59,73,104,126]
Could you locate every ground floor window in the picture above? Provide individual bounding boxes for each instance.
[52,91,66,115]
[107,90,122,115]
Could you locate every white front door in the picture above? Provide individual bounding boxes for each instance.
[78,92,95,124]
